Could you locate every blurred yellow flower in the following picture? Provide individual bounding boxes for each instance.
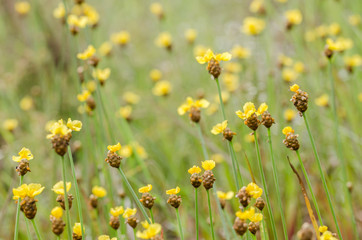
[53,3,65,19]
[136,223,162,239]
[123,91,140,105]
[99,42,112,56]
[107,143,121,152]
[244,134,255,143]
[155,32,172,49]
[348,14,361,26]
[133,142,148,159]
[285,9,303,26]
[196,49,231,64]
[73,223,82,236]
[293,61,305,73]
[231,45,250,59]
[120,145,133,158]
[211,120,228,135]
[12,147,33,162]
[3,119,18,132]
[185,29,197,44]
[249,213,263,222]
[319,225,328,233]
[202,160,216,170]
[98,235,117,240]
[282,126,294,135]
[194,45,208,57]
[282,68,298,82]
[344,55,362,68]
[245,183,263,199]
[315,94,329,107]
[328,23,341,36]
[111,31,130,46]
[152,80,171,96]
[177,97,209,115]
[149,69,162,82]
[236,207,255,220]
[222,73,239,92]
[123,208,137,218]
[217,191,234,200]
[290,84,299,92]
[236,102,267,120]
[242,17,265,35]
[92,68,111,84]
[284,108,297,122]
[15,1,30,15]
[77,90,91,102]
[77,45,96,60]
[224,62,242,73]
[20,96,34,111]
[150,2,164,19]
[278,54,293,68]
[110,206,124,217]
[51,207,63,219]
[249,0,264,14]
[206,103,218,116]
[52,181,71,195]
[67,15,88,28]
[139,184,152,193]
[67,118,82,131]
[119,105,132,119]
[188,165,201,174]
[92,186,107,198]
[13,183,45,200]
[320,231,337,240]
[166,186,180,195]
[326,38,353,52]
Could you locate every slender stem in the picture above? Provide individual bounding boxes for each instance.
[206,190,215,240]
[302,113,342,239]
[14,176,24,240]
[176,208,184,240]
[67,146,85,238]
[133,228,137,240]
[253,131,277,239]
[196,123,209,159]
[267,128,288,240]
[230,141,244,187]
[117,168,151,223]
[61,156,73,240]
[25,218,32,240]
[215,78,226,119]
[328,59,357,239]
[149,209,155,223]
[195,188,199,240]
[295,150,323,224]
[30,219,42,240]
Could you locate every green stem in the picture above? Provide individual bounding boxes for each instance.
[61,156,73,240]
[117,168,151,223]
[176,208,184,240]
[197,123,209,159]
[67,146,85,238]
[302,112,342,239]
[195,188,199,240]
[25,218,32,240]
[230,141,244,187]
[328,59,357,239]
[149,209,155,223]
[133,227,137,240]
[206,190,216,240]
[267,128,288,240]
[253,131,277,239]
[215,78,226,119]
[14,176,24,240]
[30,219,42,240]
[295,150,323,224]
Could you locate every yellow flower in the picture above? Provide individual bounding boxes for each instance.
[177,97,210,115]
[150,2,163,18]
[111,31,130,46]
[224,62,242,73]
[86,81,97,92]
[77,90,91,102]
[194,45,208,57]
[214,91,230,104]
[242,17,265,35]
[12,147,33,162]
[73,223,82,236]
[244,134,255,143]
[92,186,107,198]
[123,92,140,105]
[53,3,65,19]
[231,45,250,59]
[110,206,124,217]
[316,25,328,38]
[217,191,234,200]
[155,32,172,49]
[249,0,264,14]
[139,184,152,193]
[278,54,293,67]
[82,4,99,27]
[285,9,302,25]
[211,120,228,135]
[51,207,63,219]
[99,42,112,56]
[344,55,362,67]
[185,29,197,43]
[196,49,232,64]
[282,68,298,82]
[107,143,121,153]
[119,106,132,119]
[20,96,34,111]
[13,183,45,200]
[206,103,218,116]
[328,23,341,36]
[321,231,338,240]
[293,61,305,73]
[15,1,30,15]
[282,126,294,135]
[133,142,148,159]
[211,153,224,163]
[136,223,162,239]
[93,68,111,83]
[235,102,267,120]
[67,14,88,28]
[319,225,328,233]
[290,84,299,92]
[202,160,216,171]
[348,14,361,26]
[98,235,115,240]
[149,69,162,82]
[67,118,82,131]
[3,119,18,132]
[77,45,96,60]
[152,80,171,96]
[236,207,255,220]
[249,213,263,222]
[284,109,297,122]
[223,73,239,92]
[166,186,180,195]
[188,165,201,174]
[52,181,71,195]
[326,38,352,52]
[46,119,71,139]
[245,183,263,199]
[123,208,137,218]
[315,94,329,107]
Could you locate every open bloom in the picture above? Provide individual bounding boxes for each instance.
[123,92,140,105]
[123,208,137,218]
[52,181,71,195]
[149,69,162,82]
[111,31,130,46]
[242,17,265,35]
[53,3,65,19]
[202,160,216,170]
[51,207,63,219]
[107,143,121,152]
[282,126,294,135]
[245,183,263,198]
[285,9,302,26]
[98,235,117,240]
[315,94,329,107]
[92,68,111,84]
[211,120,228,135]
[196,49,232,64]
[152,80,171,96]
[231,45,250,59]
[77,45,96,60]
[92,186,107,198]
[67,14,88,28]
[188,165,201,174]
[177,97,209,115]
[235,102,268,120]
[15,1,30,15]
[47,119,81,139]
[110,206,124,217]
[73,223,82,237]
[166,186,180,195]
[155,32,172,49]
[13,183,45,200]
[12,147,33,162]
[217,191,234,200]
[139,184,152,193]
[136,223,162,239]
[185,28,197,43]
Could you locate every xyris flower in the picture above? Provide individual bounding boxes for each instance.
[53,3,65,21]
[201,160,216,190]
[284,108,297,122]
[3,118,18,132]
[242,17,265,35]
[211,120,236,141]
[111,31,130,47]
[12,147,33,162]
[98,235,117,240]
[285,9,303,30]
[155,32,172,51]
[178,97,209,123]
[99,42,112,57]
[196,49,232,78]
[152,80,172,97]
[282,126,300,151]
[15,1,30,16]
[52,181,74,210]
[235,102,268,131]
[92,68,111,86]
[344,54,362,73]
[289,84,309,113]
[50,207,65,236]
[90,186,107,209]
[139,184,156,209]
[217,190,234,209]
[245,182,263,199]
[136,223,162,239]
[315,94,329,107]
[109,206,124,230]
[67,14,88,35]
[13,183,45,219]
[77,45,99,66]
[123,208,138,229]
[73,223,82,239]
[231,45,251,59]
[185,28,197,44]
[319,225,338,240]
[325,38,353,58]
[149,69,162,82]
[188,166,202,188]
[150,2,164,19]
[166,187,181,208]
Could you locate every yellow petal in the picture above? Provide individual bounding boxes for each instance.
[51,207,63,218]
[282,126,294,135]
[138,184,152,193]
[201,160,216,170]
[166,186,180,195]
[188,165,201,174]
[290,84,300,92]
[107,143,121,152]
[256,103,268,115]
